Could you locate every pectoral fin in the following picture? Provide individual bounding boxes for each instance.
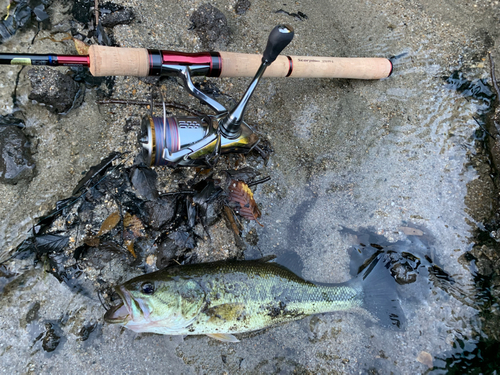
[206,333,240,343]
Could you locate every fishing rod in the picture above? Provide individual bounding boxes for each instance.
[0,45,392,80]
[0,25,393,168]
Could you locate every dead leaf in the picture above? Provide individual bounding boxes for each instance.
[84,236,100,247]
[416,351,433,369]
[97,212,120,236]
[227,180,262,225]
[195,167,212,176]
[73,38,90,55]
[124,212,145,238]
[125,240,136,258]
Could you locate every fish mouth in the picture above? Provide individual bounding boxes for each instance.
[104,286,132,324]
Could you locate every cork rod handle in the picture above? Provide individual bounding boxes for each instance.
[89,45,150,77]
[88,46,392,79]
[219,52,392,79]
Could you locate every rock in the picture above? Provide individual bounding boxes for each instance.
[28,67,84,114]
[234,0,251,15]
[190,4,230,50]
[391,262,417,285]
[100,8,135,27]
[0,125,35,184]
[41,323,61,352]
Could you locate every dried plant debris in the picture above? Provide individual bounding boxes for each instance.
[11,152,269,301]
[0,0,50,44]
[130,160,159,200]
[73,38,90,55]
[190,178,224,230]
[72,152,121,195]
[124,212,145,238]
[225,166,259,182]
[275,9,308,21]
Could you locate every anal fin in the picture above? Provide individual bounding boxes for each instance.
[206,333,240,343]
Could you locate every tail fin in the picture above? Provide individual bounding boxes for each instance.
[359,254,406,329]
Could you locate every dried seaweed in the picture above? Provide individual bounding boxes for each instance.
[129,164,158,201]
[31,234,70,254]
[223,206,245,249]
[72,152,121,195]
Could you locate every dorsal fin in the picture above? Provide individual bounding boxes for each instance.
[258,255,277,263]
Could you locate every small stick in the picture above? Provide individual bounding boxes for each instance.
[172,258,181,265]
[489,52,500,103]
[472,116,495,140]
[247,176,271,187]
[223,205,242,236]
[95,0,99,26]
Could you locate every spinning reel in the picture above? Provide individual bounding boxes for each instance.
[138,25,294,167]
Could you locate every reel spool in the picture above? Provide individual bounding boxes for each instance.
[139,115,211,166]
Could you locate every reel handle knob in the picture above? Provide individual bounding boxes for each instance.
[262,25,294,65]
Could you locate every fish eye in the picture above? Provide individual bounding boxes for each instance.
[141,282,155,295]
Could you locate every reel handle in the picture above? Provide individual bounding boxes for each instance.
[219,25,294,138]
[262,25,294,65]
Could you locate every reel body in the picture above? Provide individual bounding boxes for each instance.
[140,115,258,167]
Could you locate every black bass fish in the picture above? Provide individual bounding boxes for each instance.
[104,255,404,342]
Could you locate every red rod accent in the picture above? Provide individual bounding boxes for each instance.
[160,51,213,66]
[57,55,90,66]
